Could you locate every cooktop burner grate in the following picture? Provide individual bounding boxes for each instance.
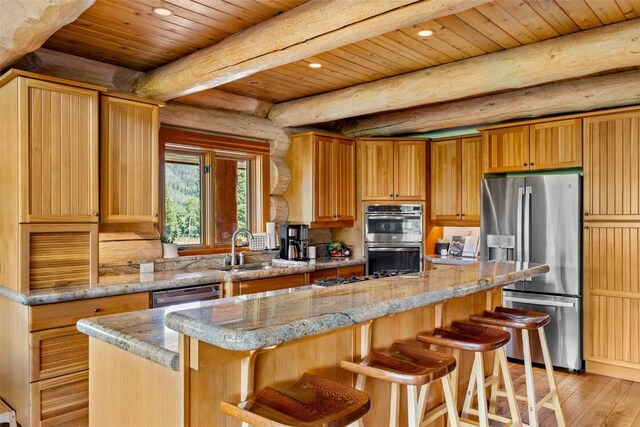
[313,269,418,287]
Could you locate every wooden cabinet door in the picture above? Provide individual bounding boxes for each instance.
[313,136,335,223]
[333,138,355,221]
[101,95,159,223]
[30,370,89,427]
[238,274,306,295]
[361,140,394,201]
[431,139,461,221]
[20,223,98,292]
[460,136,483,223]
[530,118,582,170]
[30,326,88,381]
[584,110,640,221]
[394,140,426,200]
[584,222,640,373]
[483,125,530,173]
[19,78,99,223]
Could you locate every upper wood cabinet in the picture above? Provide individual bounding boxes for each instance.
[100,93,163,223]
[12,75,101,223]
[431,136,482,225]
[483,118,582,173]
[361,139,427,201]
[584,109,640,221]
[284,132,355,228]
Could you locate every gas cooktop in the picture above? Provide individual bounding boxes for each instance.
[314,269,418,287]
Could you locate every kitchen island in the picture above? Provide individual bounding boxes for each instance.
[78,261,548,426]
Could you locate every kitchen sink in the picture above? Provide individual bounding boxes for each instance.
[212,262,274,273]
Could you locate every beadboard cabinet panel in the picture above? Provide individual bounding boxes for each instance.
[584,110,640,221]
[19,78,99,223]
[483,125,530,173]
[314,135,337,223]
[334,139,356,221]
[394,141,426,200]
[101,95,160,223]
[529,118,582,170]
[431,139,461,221]
[460,136,483,223]
[360,140,394,201]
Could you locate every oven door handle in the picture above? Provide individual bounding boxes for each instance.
[368,247,420,252]
[366,215,422,220]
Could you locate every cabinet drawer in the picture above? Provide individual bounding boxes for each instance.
[30,326,88,381]
[29,293,149,331]
[309,268,337,284]
[337,264,365,278]
[31,370,88,427]
[238,274,306,295]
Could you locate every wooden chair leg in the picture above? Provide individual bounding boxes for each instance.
[489,350,501,413]
[441,374,462,427]
[461,354,479,419]
[522,329,539,427]
[407,385,419,427]
[539,327,567,427]
[497,346,522,427]
[416,384,429,426]
[389,382,400,427]
[473,352,490,427]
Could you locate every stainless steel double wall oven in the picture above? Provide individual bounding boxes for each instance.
[364,204,423,275]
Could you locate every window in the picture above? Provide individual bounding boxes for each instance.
[160,128,269,253]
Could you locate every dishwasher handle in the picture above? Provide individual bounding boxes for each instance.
[503,296,575,308]
[152,284,221,308]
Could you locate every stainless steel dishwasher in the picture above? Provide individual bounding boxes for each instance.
[151,283,222,308]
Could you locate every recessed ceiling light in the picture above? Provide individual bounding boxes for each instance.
[248,80,261,85]
[308,63,322,69]
[152,7,174,16]
[417,29,434,37]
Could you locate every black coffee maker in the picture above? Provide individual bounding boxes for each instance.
[279,224,309,260]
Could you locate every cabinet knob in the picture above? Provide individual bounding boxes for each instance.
[530,163,535,166]
[584,226,589,230]
[93,212,99,216]
[395,194,399,198]
[155,213,159,217]
[389,194,393,197]
[584,212,589,216]
[523,163,528,166]
[93,308,100,313]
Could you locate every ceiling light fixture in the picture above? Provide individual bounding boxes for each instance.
[152,7,174,16]
[308,63,322,69]
[417,29,434,37]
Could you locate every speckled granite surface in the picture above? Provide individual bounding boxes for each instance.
[165,261,548,352]
[424,254,481,265]
[0,257,366,306]
[77,286,315,370]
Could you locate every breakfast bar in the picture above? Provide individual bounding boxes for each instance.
[78,261,548,426]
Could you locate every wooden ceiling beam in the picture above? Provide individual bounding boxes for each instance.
[134,0,488,100]
[268,19,640,127]
[0,0,94,70]
[339,70,640,137]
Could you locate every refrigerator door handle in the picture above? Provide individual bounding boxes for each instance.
[503,296,575,308]
[524,186,532,280]
[516,186,525,262]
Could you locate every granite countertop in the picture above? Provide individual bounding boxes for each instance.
[167,261,547,351]
[424,254,481,265]
[76,285,314,371]
[0,257,365,306]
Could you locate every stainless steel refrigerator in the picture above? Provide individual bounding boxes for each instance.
[480,174,582,371]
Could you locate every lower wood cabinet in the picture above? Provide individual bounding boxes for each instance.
[25,293,149,426]
[238,273,306,295]
[584,222,640,380]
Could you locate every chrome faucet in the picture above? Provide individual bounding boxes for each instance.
[231,228,253,267]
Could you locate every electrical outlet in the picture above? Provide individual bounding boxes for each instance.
[140,262,154,274]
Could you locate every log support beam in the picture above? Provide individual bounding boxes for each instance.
[0,0,94,70]
[340,70,640,137]
[268,19,640,127]
[134,0,487,100]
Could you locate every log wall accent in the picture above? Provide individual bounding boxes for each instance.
[0,0,94,70]
[341,70,640,137]
[133,0,487,100]
[174,90,272,118]
[268,19,640,127]
[159,102,291,223]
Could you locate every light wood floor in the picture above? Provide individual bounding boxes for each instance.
[491,363,640,426]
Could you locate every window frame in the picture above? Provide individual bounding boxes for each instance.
[159,127,270,255]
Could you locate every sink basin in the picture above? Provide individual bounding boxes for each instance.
[212,262,273,273]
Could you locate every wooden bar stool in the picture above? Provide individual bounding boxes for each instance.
[470,307,566,427]
[417,321,522,427]
[341,340,461,427]
[0,398,17,427]
[220,372,370,426]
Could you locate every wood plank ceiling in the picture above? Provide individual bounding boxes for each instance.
[44,0,640,104]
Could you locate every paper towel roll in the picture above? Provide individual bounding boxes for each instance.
[266,222,277,249]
